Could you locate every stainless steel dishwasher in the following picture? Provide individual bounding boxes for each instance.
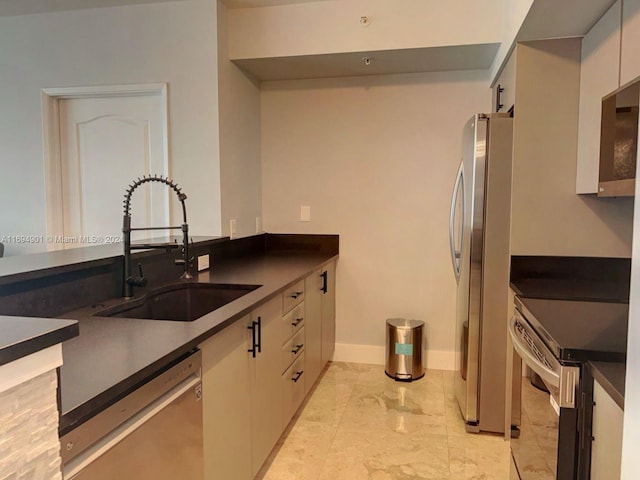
[61,351,203,480]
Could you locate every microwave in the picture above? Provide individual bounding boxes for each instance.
[599,79,639,196]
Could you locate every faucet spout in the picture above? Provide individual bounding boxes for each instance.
[122,175,192,297]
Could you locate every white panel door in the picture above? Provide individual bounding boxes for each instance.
[58,94,167,245]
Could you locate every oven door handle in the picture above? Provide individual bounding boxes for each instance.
[509,314,580,408]
[508,315,560,389]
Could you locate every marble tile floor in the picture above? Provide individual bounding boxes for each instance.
[256,362,511,480]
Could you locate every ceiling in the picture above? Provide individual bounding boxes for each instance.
[0,0,331,16]
[517,0,616,41]
[222,0,331,8]
[0,0,179,16]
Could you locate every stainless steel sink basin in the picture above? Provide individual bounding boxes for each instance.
[95,282,261,321]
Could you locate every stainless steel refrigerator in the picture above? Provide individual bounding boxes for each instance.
[449,113,514,434]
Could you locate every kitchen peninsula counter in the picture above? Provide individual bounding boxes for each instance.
[0,236,227,286]
[0,315,78,366]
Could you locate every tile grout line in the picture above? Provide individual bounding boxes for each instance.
[315,364,364,479]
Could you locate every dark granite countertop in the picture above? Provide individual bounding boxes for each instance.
[57,251,337,435]
[510,279,629,303]
[516,297,628,362]
[510,255,631,303]
[0,316,78,366]
[589,361,626,410]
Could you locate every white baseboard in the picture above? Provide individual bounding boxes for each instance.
[332,343,455,371]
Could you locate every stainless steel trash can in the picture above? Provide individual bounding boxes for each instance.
[385,318,425,381]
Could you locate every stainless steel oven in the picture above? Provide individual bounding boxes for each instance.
[507,295,628,480]
[507,298,585,480]
[508,306,580,480]
[61,351,203,480]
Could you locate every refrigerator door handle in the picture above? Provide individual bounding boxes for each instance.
[449,161,465,280]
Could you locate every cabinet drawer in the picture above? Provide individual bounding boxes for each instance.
[282,327,305,373]
[281,303,305,344]
[282,353,305,424]
[282,280,305,314]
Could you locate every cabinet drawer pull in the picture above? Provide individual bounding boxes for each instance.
[291,344,304,354]
[256,316,262,353]
[321,271,328,294]
[291,317,304,327]
[292,370,304,382]
[290,291,303,299]
[247,321,258,358]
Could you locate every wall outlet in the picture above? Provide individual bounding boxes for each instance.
[256,216,262,233]
[300,205,311,222]
[197,254,210,272]
[230,219,237,239]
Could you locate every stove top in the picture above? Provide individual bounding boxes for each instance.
[516,297,628,362]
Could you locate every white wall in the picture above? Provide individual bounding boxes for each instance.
[261,70,491,368]
[217,0,263,238]
[0,0,220,256]
[489,0,534,85]
[228,0,501,60]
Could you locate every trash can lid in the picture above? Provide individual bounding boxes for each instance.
[386,318,424,330]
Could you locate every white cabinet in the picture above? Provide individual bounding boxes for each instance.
[249,295,283,478]
[200,262,337,479]
[304,269,323,395]
[621,0,640,85]
[303,262,337,392]
[576,0,640,193]
[576,0,621,194]
[280,279,306,427]
[282,353,306,422]
[200,316,252,480]
[321,261,336,365]
[591,380,623,479]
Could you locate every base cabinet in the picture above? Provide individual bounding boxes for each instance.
[321,261,336,364]
[201,261,337,479]
[304,269,323,395]
[200,316,252,480]
[249,295,284,478]
[282,352,306,422]
[590,380,623,479]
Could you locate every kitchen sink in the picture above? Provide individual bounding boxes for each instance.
[95,282,261,321]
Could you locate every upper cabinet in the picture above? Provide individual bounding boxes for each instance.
[225,0,501,80]
[621,0,640,85]
[577,0,621,194]
[577,0,640,194]
[493,49,517,114]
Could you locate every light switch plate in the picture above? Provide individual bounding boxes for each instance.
[300,205,311,222]
[197,254,210,271]
[230,219,237,239]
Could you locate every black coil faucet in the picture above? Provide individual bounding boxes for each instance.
[122,174,193,298]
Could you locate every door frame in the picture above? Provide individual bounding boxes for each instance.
[41,83,170,248]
